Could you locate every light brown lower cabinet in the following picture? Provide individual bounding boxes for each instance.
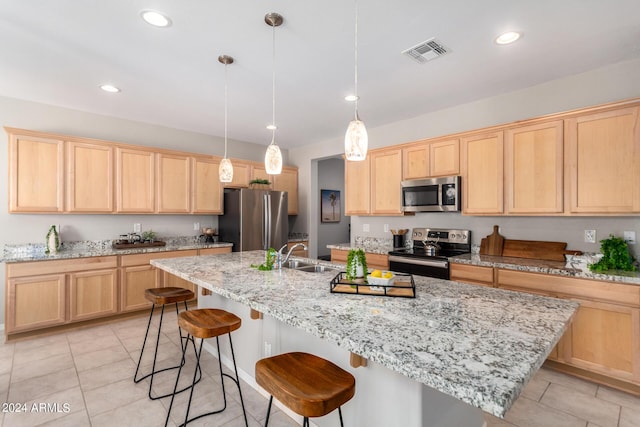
[450,263,640,391]
[495,268,640,392]
[7,273,66,333]
[330,249,389,270]
[5,247,232,338]
[120,250,198,312]
[69,269,118,321]
[450,263,494,287]
[6,256,118,335]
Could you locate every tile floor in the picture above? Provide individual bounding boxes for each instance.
[0,310,638,427]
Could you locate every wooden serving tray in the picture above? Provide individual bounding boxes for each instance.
[330,272,416,298]
[112,241,167,249]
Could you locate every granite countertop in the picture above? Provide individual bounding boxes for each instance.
[151,250,578,418]
[450,253,640,286]
[1,237,233,263]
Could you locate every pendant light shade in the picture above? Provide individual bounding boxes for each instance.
[265,137,283,174]
[345,0,368,161]
[264,13,283,175]
[219,157,233,182]
[345,117,368,161]
[218,55,234,183]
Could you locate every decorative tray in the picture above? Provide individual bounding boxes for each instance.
[330,272,416,298]
[111,241,167,249]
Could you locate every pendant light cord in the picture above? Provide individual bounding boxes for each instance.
[224,62,228,158]
[354,0,359,120]
[271,20,277,144]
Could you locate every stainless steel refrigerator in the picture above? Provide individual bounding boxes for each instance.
[219,188,288,252]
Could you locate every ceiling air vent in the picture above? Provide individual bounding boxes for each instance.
[402,38,450,64]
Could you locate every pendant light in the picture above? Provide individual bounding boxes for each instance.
[344,0,368,161]
[218,55,234,183]
[264,13,283,175]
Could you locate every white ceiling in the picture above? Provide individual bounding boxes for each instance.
[1,0,639,149]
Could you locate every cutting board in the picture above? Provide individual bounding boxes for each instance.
[483,225,504,256]
[502,240,581,261]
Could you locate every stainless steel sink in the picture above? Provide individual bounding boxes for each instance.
[280,260,335,273]
[281,260,313,269]
[296,265,335,273]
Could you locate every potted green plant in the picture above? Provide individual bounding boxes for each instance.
[249,178,272,190]
[589,235,637,273]
[141,230,157,243]
[346,249,368,282]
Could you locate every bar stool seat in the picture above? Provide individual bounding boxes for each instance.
[165,308,248,427]
[145,287,194,305]
[255,352,356,426]
[134,287,199,400]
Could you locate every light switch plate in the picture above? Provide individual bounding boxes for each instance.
[584,229,596,243]
[133,223,141,233]
[363,224,370,232]
[624,231,636,244]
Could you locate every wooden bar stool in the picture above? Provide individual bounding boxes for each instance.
[164,308,249,427]
[133,287,201,400]
[255,352,356,427]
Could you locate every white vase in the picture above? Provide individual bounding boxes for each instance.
[46,225,60,255]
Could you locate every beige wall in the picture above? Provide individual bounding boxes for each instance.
[289,57,640,259]
[0,95,288,327]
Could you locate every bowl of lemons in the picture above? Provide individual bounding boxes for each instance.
[367,269,395,287]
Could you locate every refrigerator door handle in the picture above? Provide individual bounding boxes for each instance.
[262,193,268,250]
[267,192,272,249]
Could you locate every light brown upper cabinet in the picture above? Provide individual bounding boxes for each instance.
[370,148,403,215]
[157,153,191,213]
[116,147,155,213]
[402,143,429,180]
[224,159,251,188]
[505,120,563,214]
[430,139,460,177]
[345,157,371,215]
[67,141,114,213]
[565,106,640,213]
[192,156,223,214]
[7,129,64,213]
[250,165,273,188]
[461,131,504,214]
[274,167,299,215]
[402,138,459,180]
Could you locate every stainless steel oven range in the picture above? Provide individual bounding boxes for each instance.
[388,228,471,279]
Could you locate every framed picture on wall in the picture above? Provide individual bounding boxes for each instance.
[321,189,341,223]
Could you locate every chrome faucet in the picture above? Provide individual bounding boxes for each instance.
[276,243,308,269]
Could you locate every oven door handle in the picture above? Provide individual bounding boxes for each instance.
[389,256,448,269]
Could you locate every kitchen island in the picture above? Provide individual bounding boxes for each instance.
[152,250,578,426]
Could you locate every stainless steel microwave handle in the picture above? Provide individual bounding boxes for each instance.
[388,255,448,268]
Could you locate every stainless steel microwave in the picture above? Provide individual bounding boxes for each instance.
[401,176,461,212]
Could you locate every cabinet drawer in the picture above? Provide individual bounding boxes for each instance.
[7,256,118,278]
[450,264,494,286]
[120,250,198,267]
[199,247,232,256]
[496,269,640,307]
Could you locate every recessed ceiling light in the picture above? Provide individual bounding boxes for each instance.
[99,84,120,93]
[345,95,359,102]
[140,10,172,28]
[495,31,522,45]
[266,124,277,130]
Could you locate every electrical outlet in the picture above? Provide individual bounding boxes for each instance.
[133,223,141,233]
[363,224,370,232]
[584,229,596,243]
[194,222,200,231]
[624,231,636,245]
[264,341,272,357]
[383,224,389,233]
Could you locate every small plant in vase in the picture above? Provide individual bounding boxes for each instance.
[346,249,368,283]
[141,230,157,243]
[249,178,271,190]
[589,235,637,273]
